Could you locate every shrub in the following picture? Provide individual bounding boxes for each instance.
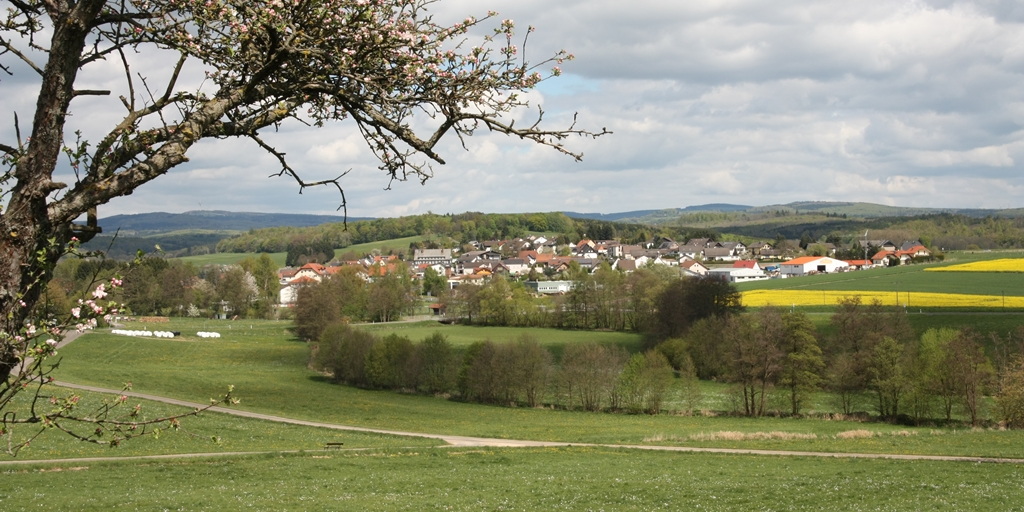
[617,351,674,414]
[365,334,415,389]
[313,323,377,387]
[413,333,458,394]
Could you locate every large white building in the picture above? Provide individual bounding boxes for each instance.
[780,256,850,276]
[413,248,453,268]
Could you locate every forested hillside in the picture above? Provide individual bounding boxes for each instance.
[214,212,714,255]
[210,210,1024,258]
[83,207,1024,261]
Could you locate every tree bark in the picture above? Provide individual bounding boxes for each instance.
[0,0,107,384]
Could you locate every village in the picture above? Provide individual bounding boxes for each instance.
[275,235,934,305]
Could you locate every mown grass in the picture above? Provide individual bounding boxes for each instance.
[356,320,645,356]
[178,252,287,267]
[336,235,436,258]
[174,235,439,267]
[3,447,1023,511]
[2,386,437,461]
[46,319,1024,459]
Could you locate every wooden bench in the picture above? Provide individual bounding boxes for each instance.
[324,442,345,450]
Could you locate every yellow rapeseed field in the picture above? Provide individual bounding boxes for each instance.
[925,258,1024,273]
[740,289,1024,308]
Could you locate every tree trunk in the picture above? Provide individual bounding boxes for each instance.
[1,0,107,384]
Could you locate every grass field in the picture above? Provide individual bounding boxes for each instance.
[7,315,1024,509]
[178,251,287,267]
[175,235,436,267]
[3,386,436,461]
[356,321,645,356]
[4,447,1022,510]
[40,319,1024,459]
[337,235,436,258]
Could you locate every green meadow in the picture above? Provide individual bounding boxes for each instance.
[178,251,288,267]
[12,248,1024,509]
[37,319,1024,459]
[4,447,1023,511]
[2,387,436,462]
[176,235,437,266]
[357,320,645,356]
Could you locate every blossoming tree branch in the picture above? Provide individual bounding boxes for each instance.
[0,0,605,452]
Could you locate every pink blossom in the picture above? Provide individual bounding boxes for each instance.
[71,307,81,318]
[92,284,107,299]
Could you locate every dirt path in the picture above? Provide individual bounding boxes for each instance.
[24,380,1024,466]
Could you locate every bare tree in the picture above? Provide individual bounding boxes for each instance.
[945,329,995,426]
[997,355,1024,429]
[510,334,552,408]
[727,309,784,417]
[559,343,626,412]
[0,0,605,439]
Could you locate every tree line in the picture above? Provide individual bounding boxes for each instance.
[436,264,742,334]
[310,325,686,415]
[292,261,742,341]
[664,296,1024,426]
[215,211,714,257]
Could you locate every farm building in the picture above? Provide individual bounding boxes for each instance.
[708,267,769,283]
[780,256,850,276]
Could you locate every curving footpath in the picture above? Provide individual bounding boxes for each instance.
[2,379,1016,466]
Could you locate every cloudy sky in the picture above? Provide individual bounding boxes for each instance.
[5,0,1024,218]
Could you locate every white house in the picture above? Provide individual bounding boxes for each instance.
[678,258,709,277]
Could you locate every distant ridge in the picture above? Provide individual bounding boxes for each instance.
[564,204,751,222]
[567,202,1024,223]
[99,210,373,236]
[98,202,1024,237]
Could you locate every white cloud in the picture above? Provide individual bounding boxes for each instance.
[4,0,1024,217]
